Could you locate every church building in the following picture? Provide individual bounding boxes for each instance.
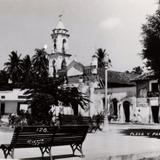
[46,17,138,122]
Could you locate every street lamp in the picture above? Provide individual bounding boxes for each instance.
[103,53,111,130]
[104,53,110,113]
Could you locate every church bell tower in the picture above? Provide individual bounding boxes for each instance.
[51,15,70,54]
[48,15,71,77]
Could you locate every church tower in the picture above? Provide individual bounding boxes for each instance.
[51,15,69,54]
[48,15,71,77]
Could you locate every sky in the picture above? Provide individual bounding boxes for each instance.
[0,0,158,71]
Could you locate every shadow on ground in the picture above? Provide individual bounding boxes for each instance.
[20,154,160,160]
[120,129,160,139]
[21,154,81,160]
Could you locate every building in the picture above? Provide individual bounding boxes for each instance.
[0,89,27,116]
[132,71,159,123]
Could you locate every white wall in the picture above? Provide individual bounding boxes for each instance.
[0,89,27,114]
[4,101,17,114]
[0,89,26,101]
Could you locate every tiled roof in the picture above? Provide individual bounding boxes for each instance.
[98,69,137,86]
[66,69,137,89]
[67,74,98,84]
[131,71,155,81]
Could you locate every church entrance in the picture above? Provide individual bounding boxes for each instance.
[123,101,130,122]
[112,99,118,117]
[151,106,159,123]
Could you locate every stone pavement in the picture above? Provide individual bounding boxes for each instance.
[1,124,160,160]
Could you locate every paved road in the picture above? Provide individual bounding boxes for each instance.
[1,124,160,160]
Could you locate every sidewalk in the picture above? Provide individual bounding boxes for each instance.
[1,124,160,160]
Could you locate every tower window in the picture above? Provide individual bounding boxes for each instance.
[54,39,57,50]
[62,39,66,53]
[61,58,67,70]
[63,39,66,43]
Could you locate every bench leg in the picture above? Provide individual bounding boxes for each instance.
[11,149,14,159]
[70,144,84,158]
[39,147,52,160]
[49,148,53,160]
[1,148,14,159]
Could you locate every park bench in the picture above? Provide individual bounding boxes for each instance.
[0,125,89,159]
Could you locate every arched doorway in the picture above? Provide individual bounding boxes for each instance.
[151,106,159,123]
[112,98,118,117]
[123,101,130,122]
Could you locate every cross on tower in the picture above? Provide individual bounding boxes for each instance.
[59,14,63,21]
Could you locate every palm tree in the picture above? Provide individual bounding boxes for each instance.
[0,70,10,92]
[32,48,49,81]
[4,51,22,84]
[59,87,90,116]
[0,70,8,84]
[25,77,90,124]
[21,55,33,86]
[95,48,106,68]
[25,77,64,124]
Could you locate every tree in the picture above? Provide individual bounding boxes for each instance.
[95,48,111,69]
[4,51,22,84]
[131,66,143,75]
[141,10,160,76]
[3,49,89,125]
[25,77,89,124]
[32,48,49,81]
[21,55,33,86]
[0,70,9,85]
[95,48,106,68]
[59,87,90,116]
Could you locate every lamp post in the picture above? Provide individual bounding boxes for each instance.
[103,53,111,130]
[104,53,109,113]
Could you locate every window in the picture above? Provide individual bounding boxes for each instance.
[54,39,57,50]
[1,96,5,99]
[151,83,159,92]
[18,96,27,99]
[62,39,66,53]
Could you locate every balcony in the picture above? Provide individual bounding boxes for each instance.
[147,91,159,97]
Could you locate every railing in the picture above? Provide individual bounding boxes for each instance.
[147,91,159,97]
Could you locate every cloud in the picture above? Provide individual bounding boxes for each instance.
[99,17,121,30]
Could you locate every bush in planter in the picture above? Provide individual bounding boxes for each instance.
[8,110,29,127]
[90,112,105,132]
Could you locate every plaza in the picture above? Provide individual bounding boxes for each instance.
[0,1,160,160]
